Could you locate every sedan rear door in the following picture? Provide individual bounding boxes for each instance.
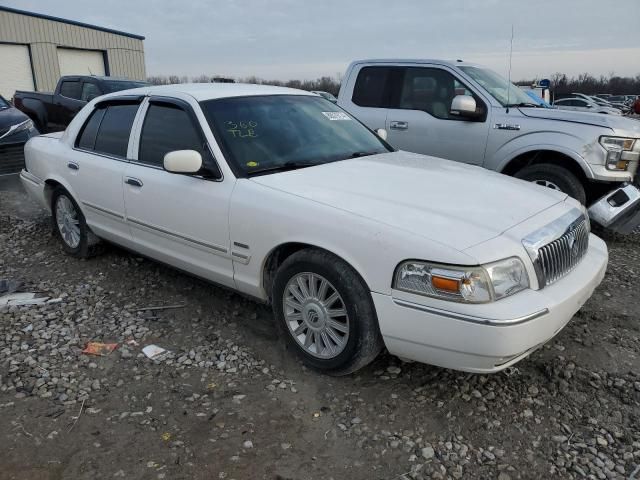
[66,98,140,246]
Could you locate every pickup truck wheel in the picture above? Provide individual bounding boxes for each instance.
[272,249,384,375]
[51,188,102,258]
[515,164,587,204]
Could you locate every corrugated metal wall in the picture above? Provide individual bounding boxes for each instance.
[0,9,145,92]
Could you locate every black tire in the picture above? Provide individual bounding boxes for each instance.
[272,248,384,375]
[515,163,587,204]
[51,187,103,258]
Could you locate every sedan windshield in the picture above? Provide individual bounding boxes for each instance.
[0,96,9,109]
[459,66,537,107]
[200,95,391,176]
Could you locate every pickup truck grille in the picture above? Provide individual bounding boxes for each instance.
[522,209,590,288]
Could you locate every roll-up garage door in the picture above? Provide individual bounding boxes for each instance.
[0,44,34,99]
[57,48,106,77]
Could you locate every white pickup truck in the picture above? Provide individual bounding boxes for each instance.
[20,84,607,374]
[337,59,640,233]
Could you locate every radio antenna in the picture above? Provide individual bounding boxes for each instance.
[506,24,514,113]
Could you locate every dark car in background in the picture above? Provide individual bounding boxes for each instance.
[13,75,148,133]
[0,95,39,175]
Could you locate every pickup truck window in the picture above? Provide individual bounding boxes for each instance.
[201,95,390,176]
[459,66,535,107]
[81,83,101,102]
[398,67,480,120]
[139,103,204,167]
[352,67,392,108]
[76,108,106,151]
[59,80,82,100]
[92,104,139,158]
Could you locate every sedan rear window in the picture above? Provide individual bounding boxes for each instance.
[76,103,139,158]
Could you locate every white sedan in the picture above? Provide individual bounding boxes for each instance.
[20,84,608,374]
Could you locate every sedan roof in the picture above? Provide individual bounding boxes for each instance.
[102,83,316,102]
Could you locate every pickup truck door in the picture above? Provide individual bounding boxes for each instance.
[383,66,491,166]
[54,79,86,130]
[66,99,140,245]
[123,97,235,288]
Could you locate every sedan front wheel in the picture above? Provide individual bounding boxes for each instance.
[272,248,384,375]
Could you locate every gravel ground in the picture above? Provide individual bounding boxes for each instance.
[0,177,639,480]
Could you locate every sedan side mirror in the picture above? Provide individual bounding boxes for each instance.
[164,150,203,174]
[450,94,480,119]
[376,128,388,141]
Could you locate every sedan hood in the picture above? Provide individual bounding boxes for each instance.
[520,107,640,134]
[251,151,566,251]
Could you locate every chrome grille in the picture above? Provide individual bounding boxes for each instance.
[536,218,589,286]
[522,208,590,288]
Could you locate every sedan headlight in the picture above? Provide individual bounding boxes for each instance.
[393,257,529,303]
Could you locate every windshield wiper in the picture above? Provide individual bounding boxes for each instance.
[350,151,381,158]
[247,161,318,176]
[507,102,541,108]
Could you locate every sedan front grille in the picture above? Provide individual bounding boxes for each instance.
[522,209,590,288]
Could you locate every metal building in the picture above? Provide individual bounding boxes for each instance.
[0,6,146,99]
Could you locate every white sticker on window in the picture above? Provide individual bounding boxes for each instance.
[322,111,351,121]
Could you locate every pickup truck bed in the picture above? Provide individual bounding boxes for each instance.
[13,75,148,133]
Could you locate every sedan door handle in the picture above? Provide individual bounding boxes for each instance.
[67,162,79,170]
[125,177,143,187]
[389,121,408,130]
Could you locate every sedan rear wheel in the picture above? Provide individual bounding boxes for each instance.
[51,187,103,258]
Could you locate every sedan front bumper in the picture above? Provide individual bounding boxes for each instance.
[373,235,608,373]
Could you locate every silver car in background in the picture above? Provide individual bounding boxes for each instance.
[553,97,622,115]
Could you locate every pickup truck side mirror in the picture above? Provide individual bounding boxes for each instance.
[450,95,481,119]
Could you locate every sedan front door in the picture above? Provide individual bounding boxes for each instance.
[123,97,235,287]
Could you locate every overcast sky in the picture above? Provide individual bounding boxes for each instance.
[6,0,640,81]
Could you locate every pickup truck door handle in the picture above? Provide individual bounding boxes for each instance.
[125,177,143,187]
[67,162,79,170]
[389,121,408,130]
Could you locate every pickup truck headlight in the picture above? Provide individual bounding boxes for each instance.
[600,136,637,171]
[393,257,529,303]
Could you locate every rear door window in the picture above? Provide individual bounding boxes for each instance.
[352,66,392,107]
[138,103,204,167]
[76,108,106,150]
[93,103,139,158]
[59,81,82,99]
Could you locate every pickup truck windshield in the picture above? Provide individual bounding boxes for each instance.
[200,95,391,176]
[459,66,538,108]
[102,81,148,93]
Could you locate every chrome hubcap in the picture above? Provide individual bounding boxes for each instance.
[283,272,349,359]
[55,195,81,248]
[532,179,561,191]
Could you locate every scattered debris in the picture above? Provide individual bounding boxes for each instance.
[68,398,86,432]
[135,304,185,312]
[82,342,119,356]
[0,278,22,295]
[0,292,49,306]
[142,344,169,360]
